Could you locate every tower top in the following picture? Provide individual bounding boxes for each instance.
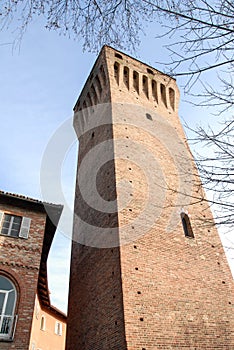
[102,45,175,80]
[73,45,179,120]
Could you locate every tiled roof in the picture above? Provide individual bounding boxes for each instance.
[0,190,62,208]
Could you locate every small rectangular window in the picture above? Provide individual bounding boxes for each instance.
[1,214,22,237]
[0,212,31,239]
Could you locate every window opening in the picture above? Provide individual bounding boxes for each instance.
[181,213,194,238]
[40,316,46,331]
[114,62,120,85]
[151,80,158,103]
[160,84,167,107]
[169,87,175,110]
[0,276,17,339]
[0,212,31,239]
[142,75,149,98]
[1,214,22,238]
[147,68,154,75]
[133,71,139,94]
[123,66,129,89]
[55,321,62,336]
[115,53,123,59]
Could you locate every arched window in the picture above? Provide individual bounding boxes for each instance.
[0,275,17,339]
[40,315,46,331]
[181,213,194,238]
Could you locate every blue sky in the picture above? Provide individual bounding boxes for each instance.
[0,17,233,313]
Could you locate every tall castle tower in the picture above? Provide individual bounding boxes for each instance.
[66,46,234,349]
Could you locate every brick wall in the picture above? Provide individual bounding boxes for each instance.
[0,202,47,350]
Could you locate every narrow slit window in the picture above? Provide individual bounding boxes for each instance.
[181,213,194,238]
[114,62,120,85]
[151,80,158,103]
[40,316,46,331]
[123,66,129,90]
[133,71,139,94]
[142,75,149,99]
[160,84,167,107]
[169,87,175,110]
[55,321,62,336]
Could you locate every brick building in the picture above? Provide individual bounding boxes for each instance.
[0,191,66,350]
[66,46,234,349]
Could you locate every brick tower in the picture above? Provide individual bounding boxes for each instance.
[66,46,234,349]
